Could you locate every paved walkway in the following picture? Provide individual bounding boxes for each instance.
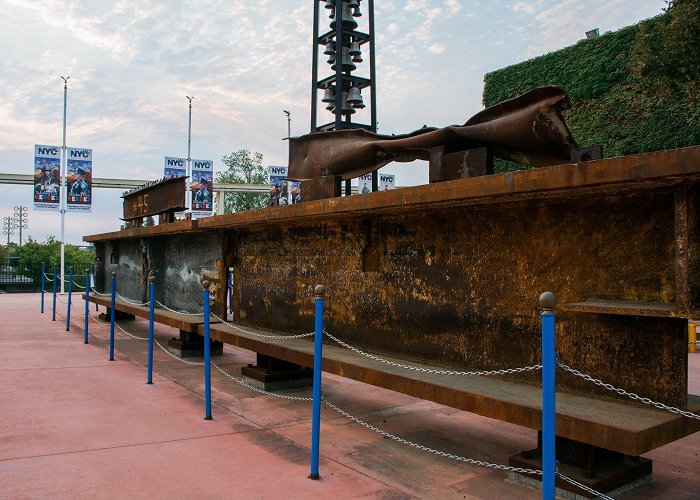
[0,293,697,499]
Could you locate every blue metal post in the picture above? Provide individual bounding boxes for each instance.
[94,265,98,311]
[41,262,45,313]
[52,266,57,321]
[147,276,156,384]
[109,271,116,361]
[309,284,325,480]
[228,267,234,316]
[84,270,90,344]
[66,267,73,331]
[203,281,212,419]
[540,292,557,500]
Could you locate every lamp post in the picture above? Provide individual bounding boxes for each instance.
[283,110,291,138]
[60,75,69,294]
[186,95,194,213]
[13,206,28,246]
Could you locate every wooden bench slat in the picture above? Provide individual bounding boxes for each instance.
[85,294,218,332]
[204,322,700,457]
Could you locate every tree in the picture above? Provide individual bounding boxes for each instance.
[143,216,155,227]
[216,150,268,213]
[14,236,96,281]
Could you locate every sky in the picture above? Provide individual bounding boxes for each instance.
[0,0,665,245]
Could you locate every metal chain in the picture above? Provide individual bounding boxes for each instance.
[153,339,206,366]
[212,362,314,401]
[71,280,86,289]
[211,313,316,340]
[324,331,542,376]
[90,287,110,297]
[556,472,614,500]
[89,313,109,325]
[116,293,149,306]
[155,300,204,317]
[43,273,54,282]
[114,322,148,341]
[322,399,542,475]
[558,361,700,421]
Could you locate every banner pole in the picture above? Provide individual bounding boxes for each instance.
[186,96,194,213]
[60,76,69,294]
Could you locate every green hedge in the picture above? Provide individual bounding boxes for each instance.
[483,10,699,172]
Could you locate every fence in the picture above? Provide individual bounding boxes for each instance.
[42,275,700,500]
[1,258,95,294]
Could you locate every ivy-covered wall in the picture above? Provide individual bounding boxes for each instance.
[483,7,699,172]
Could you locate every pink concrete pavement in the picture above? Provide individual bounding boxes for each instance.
[0,293,698,499]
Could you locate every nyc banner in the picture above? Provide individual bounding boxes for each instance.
[191,159,213,218]
[33,144,61,211]
[67,148,92,212]
[269,166,289,206]
[358,173,395,193]
[164,156,186,179]
[164,156,187,218]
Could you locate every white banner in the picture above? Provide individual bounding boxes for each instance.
[358,173,396,193]
[33,144,61,211]
[67,147,92,212]
[358,173,372,194]
[191,159,213,218]
[378,173,395,191]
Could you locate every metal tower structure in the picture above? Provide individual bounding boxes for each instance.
[311,0,378,192]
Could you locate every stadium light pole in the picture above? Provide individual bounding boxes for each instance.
[60,75,69,293]
[186,96,194,213]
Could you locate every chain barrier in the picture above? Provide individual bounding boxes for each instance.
[44,273,54,282]
[322,399,542,475]
[71,281,86,289]
[115,293,149,306]
[153,339,206,366]
[556,472,614,500]
[114,322,149,341]
[90,287,110,297]
[558,361,700,421]
[211,313,316,340]
[324,331,542,376]
[155,300,204,317]
[212,362,315,401]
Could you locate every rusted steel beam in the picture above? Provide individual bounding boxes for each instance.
[674,184,690,313]
[288,86,577,181]
[83,147,700,242]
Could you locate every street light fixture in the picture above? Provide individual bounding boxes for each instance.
[283,110,291,138]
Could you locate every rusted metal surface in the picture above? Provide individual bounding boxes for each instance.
[85,147,700,411]
[84,147,700,242]
[229,188,691,407]
[203,322,700,456]
[288,86,576,181]
[122,176,186,223]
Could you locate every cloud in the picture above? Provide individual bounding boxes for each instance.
[427,43,447,54]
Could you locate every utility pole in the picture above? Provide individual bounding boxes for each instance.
[13,206,28,246]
